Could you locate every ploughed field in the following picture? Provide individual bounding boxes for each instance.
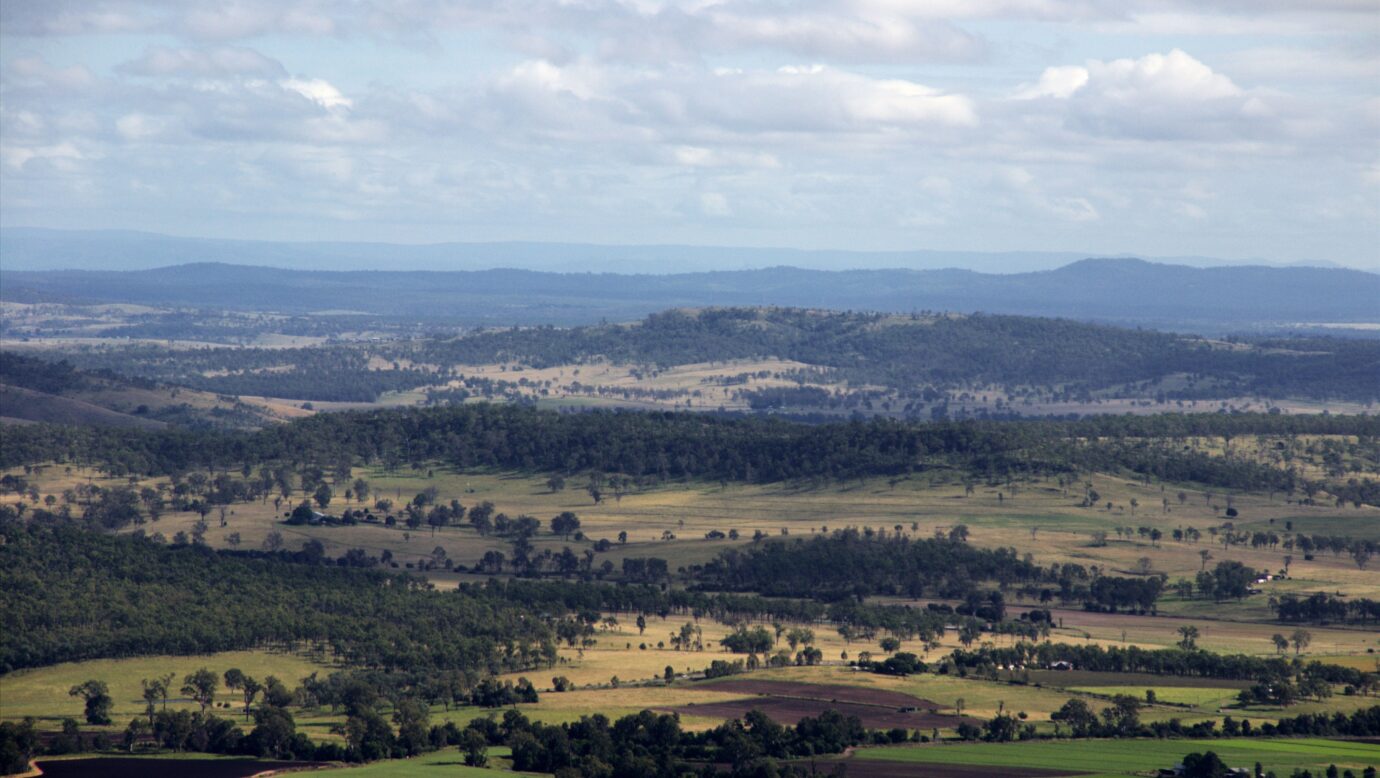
[33,757,327,778]
[667,679,976,731]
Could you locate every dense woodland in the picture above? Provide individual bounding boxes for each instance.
[0,352,157,395]
[0,516,558,674]
[1,508,1071,675]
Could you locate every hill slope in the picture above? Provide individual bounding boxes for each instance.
[21,308,1379,407]
[0,353,286,429]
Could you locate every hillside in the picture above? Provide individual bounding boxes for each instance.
[395,308,1379,398]
[10,308,1377,416]
[3,258,1376,332]
[0,353,287,430]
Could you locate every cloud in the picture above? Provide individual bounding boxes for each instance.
[489,59,977,141]
[0,2,153,36]
[1014,66,1089,100]
[682,6,986,63]
[691,64,979,133]
[5,56,97,90]
[1,0,1375,266]
[1011,50,1278,141]
[699,192,731,216]
[279,78,353,110]
[672,146,780,169]
[0,141,87,171]
[115,113,164,141]
[118,46,286,78]
[1082,49,1241,103]
[177,4,337,40]
[1020,50,1240,104]
[1043,196,1100,221]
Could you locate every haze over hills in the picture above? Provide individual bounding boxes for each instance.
[0,227,1344,275]
[3,256,1376,333]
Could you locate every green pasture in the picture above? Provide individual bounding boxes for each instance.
[316,747,525,776]
[1070,686,1241,707]
[857,737,1380,778]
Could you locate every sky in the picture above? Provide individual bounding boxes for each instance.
[1,1,1377,270]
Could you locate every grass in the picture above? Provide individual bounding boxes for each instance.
[314,748,530,776]
[856,737,1380,778]
[1069,686,1242,707]
[0,650,336,724]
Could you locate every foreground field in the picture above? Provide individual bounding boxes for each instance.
[27,748,526,778]
[859,737,1380,778]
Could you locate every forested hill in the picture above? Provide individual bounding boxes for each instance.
[4,258,1376,332]
[398,309,1380,402]
[17,308,1379,404]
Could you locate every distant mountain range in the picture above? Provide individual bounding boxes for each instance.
[3,256,1376,333]
[0,227,1351,274]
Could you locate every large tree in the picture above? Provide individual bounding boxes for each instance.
[182,668,219,714]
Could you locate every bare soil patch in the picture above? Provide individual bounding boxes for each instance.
[698,679,945,709]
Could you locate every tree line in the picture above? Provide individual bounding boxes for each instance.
[5,406,1373,503]
[692,529,1166,614]
[949,642,1378,688]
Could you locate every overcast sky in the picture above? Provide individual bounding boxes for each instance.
[1,1,1377,269]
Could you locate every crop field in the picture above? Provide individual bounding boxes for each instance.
[856,737,1380,778]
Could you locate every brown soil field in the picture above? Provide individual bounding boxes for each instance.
[698,679,947,710]
[32,757,326,778]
